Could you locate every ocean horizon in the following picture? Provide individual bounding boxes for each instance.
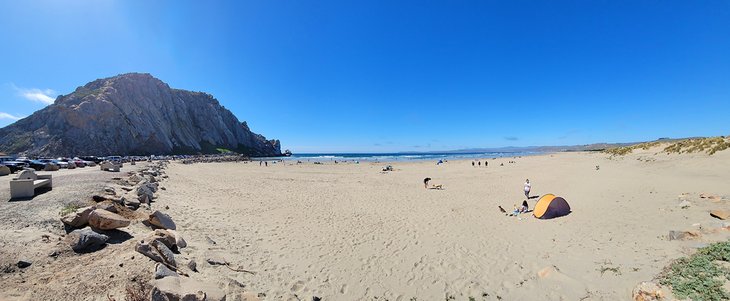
[262,151,544,162]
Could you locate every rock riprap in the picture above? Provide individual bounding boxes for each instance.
[149,210,177,230]
[68,227,109,252]
[60,206,95,228]
[88,209,130,230]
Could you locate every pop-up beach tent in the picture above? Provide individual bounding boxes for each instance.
[533,194,571,219]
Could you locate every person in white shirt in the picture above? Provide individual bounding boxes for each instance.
[524,179,531,199]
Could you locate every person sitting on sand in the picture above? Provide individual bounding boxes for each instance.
[519,200,528,213]
[424,177,444,190]
[499,201,529,216]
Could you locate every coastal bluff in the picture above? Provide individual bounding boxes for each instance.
[0,73,281,157]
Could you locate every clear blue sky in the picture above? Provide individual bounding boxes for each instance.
[1,1,728,153]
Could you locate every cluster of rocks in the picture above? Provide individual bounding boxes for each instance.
[57,161,266,300]
[60,162,170,252]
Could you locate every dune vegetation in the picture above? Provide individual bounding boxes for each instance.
[604,136,730,156]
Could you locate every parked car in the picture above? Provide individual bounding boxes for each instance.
[16,159,47,171]
[107,156,123,166]
[1,160,28,173]
[0,156,16,163]
[79,156,104,164]
[71,158,86,167]
[39,158,67,169]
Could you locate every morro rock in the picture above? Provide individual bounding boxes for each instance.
[0,73,281,156]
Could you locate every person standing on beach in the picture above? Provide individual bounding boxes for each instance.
[259,161,262,166]
[472,161,475,167]
[265,161,268,167]
[524,179,531,199]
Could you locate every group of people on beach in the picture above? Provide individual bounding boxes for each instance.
[423,174,533,218]
[471,160,488,167]
[505,179,532,216]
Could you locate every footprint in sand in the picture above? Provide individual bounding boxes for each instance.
[340,284,348,294]
[290,280,305,293]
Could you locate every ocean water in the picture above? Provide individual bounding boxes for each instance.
[265,152,542,162]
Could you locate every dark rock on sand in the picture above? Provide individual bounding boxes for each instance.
[16,259,32,269]
[136,239,177,267]
[149,210,176,230]
[68,227,109,252]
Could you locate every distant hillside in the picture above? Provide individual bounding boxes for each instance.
[0,73,281,157]
[444,137,713,154]
[603,136,730,156]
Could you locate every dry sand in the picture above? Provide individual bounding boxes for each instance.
[152,148,730,300]
[0,149,729,301]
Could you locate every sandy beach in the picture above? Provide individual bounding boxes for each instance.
[1,147,729,300]
[150,148,730,300]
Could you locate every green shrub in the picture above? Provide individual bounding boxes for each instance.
[659,241,730,301]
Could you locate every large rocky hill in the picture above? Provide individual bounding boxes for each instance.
[0,73,281,157]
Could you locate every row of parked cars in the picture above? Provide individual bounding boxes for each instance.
[0,156,122,174]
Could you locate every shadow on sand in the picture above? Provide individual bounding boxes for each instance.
[7,187,53,202]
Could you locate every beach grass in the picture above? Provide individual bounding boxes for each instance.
[59,203,80,216]
[604,136,730,156]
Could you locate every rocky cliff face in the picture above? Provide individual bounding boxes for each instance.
[0,73,281,157]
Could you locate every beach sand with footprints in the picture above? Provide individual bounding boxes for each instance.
[156,148,730,300]
[1,147,729,300]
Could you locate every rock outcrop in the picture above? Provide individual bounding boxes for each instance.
[0,73,281,157]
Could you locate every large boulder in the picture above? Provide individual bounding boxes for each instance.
[124,194,142,208]
[44,163,59,171]
[60,206,95,228]
[150,277,226,301]
[0,165,11,176]
[95,201,118,213]
[128,173,143,184]
[107,195,126,205]
[88,209,130,230]
[137,182,158,200]
[103,186,116,195]
[99,161,120,172]
[154,263,178,279]
[166,230,187,249]
[144,229,177,250]
[135,239,177,267]
[149,211,176,230]
[67,227,109,252]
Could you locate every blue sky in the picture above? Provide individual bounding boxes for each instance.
[1,1,728,153]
